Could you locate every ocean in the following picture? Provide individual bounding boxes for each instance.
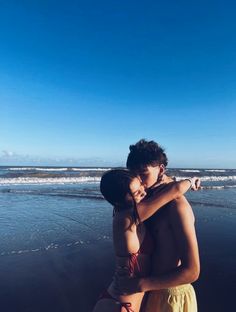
[0,166,236,311]
[0,166,236,257]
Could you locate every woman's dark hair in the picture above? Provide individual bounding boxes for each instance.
[100,169,140,224]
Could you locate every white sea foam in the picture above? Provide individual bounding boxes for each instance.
[32,168,69,171]
[176,176,236,182]
[1,175,235,186]
[201,185,225,190]
[0,176,101,186]
[8,167,69,171]
[8,167,35,171]
[180,170,201,173]
[205,169,226,172]
[0,236,112,257]
[7,167,111,172]
[71,168,111,171]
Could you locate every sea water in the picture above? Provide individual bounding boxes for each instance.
[0,166,236,257]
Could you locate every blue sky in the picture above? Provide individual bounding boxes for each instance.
[1,0,236,168]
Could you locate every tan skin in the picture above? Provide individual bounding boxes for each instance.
[93,174,200,312]
[115,166,200,311]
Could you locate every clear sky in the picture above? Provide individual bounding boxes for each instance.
[1,0,236,168]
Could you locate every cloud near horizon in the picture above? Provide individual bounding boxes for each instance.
[2,150,16,157]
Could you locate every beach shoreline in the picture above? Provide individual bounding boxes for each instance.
[0,204,235,312]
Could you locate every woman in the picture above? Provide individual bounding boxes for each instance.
[93,169,199,312]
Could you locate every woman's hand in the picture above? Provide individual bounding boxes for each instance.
[149,175,175,192]
[190,177,201,191]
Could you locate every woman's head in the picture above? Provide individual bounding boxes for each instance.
[100,169,146,210]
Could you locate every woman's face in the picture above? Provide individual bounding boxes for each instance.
[129,177,147,204]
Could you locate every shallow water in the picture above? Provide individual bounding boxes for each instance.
[0,168,236,256]
[0,166,236,311]
[0,183,112,256]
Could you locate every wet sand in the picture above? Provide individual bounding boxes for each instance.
[0,241,114,312]
[0,205,235,312]
[193,205,236,312]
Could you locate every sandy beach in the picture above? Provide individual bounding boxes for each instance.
[0,203,235,312]
[0,240,114,312]
[193,205,236,312]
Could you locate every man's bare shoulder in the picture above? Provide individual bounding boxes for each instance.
[168,196,195,226]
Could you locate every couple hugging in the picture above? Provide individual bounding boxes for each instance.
[93,139,200,312]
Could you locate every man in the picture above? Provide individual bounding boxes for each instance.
[120,139,200,312]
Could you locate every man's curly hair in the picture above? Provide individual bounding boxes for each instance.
[126,139,168,171]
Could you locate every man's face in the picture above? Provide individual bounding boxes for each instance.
[138,165,164,189]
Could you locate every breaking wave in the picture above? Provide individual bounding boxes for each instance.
[180,170,201,172]
[0,176,101,186]
[7,167,110,172]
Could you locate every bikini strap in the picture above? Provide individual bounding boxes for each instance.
[119,302,135,312]
[98,290,134,312]
[128,253,141,275]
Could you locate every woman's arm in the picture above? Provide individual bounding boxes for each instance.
[137,177,200,222]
